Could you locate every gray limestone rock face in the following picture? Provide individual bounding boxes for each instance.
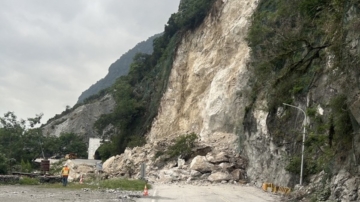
[350,98,360,125]
[37,1,360,201]
[42,94,116,138]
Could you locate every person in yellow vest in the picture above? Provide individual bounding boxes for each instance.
[61,164,70,186]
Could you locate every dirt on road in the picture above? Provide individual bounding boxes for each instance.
[0,183,284,202]
[0,185,142,202]
[138,183,283,202]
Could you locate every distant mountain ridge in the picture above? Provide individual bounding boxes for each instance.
[77,33,161,103]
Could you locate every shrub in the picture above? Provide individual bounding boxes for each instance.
[306,107,317,117]
[19,176,39,185]
[21,159,32,172]
[0,153,8,174]
[99,178,150,191]
[285,156,301,174]
[153,150,165,160]
[166,133,198,160]
[330,95,353,148]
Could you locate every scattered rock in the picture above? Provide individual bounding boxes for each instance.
[208,172,232,182]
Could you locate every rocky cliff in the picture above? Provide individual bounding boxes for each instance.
[42,94,115,138]
[42,34,159,137]
[102,0,360,201]
[147,0,263,181]
[104,0,265,185]
[44,0,360,201]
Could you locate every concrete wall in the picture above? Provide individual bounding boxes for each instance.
[0,175,19,184]
[88,138,101,159]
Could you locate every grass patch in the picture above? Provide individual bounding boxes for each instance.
[38,178,150,191]
[19,177,39,185]
[38,183,95,189]
[99,178,150,191]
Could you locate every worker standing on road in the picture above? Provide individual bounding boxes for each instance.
[61,164,70,186]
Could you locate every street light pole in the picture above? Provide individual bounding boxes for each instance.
[283,103,307,186]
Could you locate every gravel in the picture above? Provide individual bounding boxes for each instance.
[0,185,143,202]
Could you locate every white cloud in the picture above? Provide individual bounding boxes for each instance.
[0,0,180,124]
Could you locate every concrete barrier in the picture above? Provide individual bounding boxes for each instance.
[0,174,61,184]
[262,182,291,195]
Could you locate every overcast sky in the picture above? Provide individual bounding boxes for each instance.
[0,0,180,125]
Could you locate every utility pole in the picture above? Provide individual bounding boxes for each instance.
[283,103,307,186]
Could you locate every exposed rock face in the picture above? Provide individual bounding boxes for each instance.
[147,0,272,184]
[101,3,360,200]
[101,0,258,185]
[42,94,115,138]
[42,0,360,201]
[148,0,256,146]
[244,101,293,187]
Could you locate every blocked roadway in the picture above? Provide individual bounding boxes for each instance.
[137,183,282,202]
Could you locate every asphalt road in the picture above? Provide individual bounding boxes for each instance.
[70,159,101,166]
[35,158,101,166]
[0,185,140,202]
[137,183,282,202]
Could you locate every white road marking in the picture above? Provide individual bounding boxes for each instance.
[151,189,157,202]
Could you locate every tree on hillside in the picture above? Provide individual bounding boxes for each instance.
[92,0,218,159]
[58,132,88,158]
[0,112,88,173]
[0,153,7,174]
[0,112,26,172]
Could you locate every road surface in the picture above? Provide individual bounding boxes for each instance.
[137,183,282,202]
[0,185,140,202]
[0,183,283,202]
[35,158,101,166]
[70,159,101,166]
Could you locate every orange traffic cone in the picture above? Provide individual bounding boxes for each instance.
[143,185,149,196]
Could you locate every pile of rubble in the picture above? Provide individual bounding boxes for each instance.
[100,140,248,185]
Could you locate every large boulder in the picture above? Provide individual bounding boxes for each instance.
[103,156,116,173]
[206,152,229,164]
[208,172,232,182]
[190,156,214,173]
[231,169,246,180]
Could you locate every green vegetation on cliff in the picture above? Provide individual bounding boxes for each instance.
[247,0,360,181]
[77,34,160,104]
[94,0,216,160]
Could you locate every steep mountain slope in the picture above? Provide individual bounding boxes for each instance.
[103,0,360,201]
[42,34,160,139]
[146,0,270,185]
[42,94,115,138]
[77,33,160,104]
[43,0,360,201]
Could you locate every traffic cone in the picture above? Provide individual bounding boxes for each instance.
[143,185,149,196]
